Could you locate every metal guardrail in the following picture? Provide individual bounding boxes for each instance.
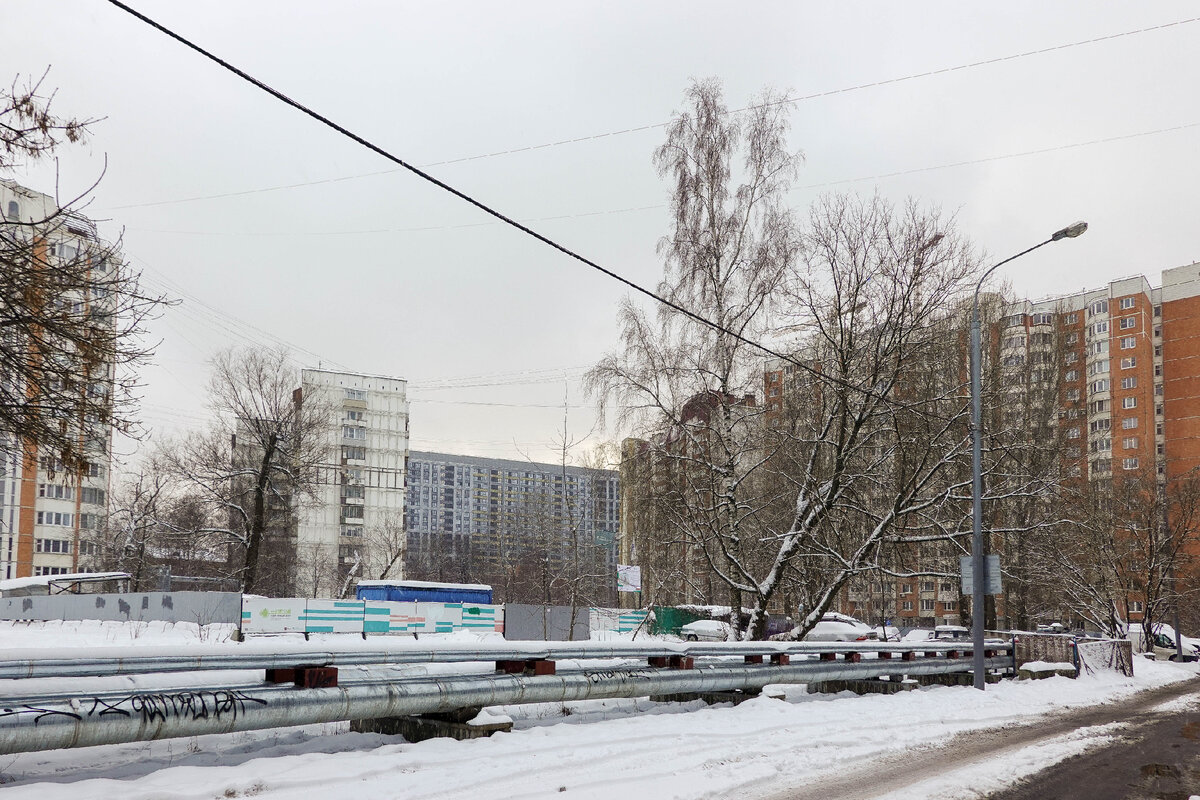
[0,639,1001,680]
[0,651,1013,755]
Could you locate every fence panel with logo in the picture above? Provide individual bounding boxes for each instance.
[241,597,504,636]
[589,607,650,634]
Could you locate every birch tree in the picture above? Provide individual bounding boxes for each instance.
[589,78,801,637]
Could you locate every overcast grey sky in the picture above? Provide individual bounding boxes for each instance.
[3,2,1198,469]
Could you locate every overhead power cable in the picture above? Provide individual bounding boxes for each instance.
[105,0,808,376]
[104,15,1198,212]
[123,117,1200,239]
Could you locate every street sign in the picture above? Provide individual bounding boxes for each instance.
[616,564,641,593]
[960,554,1002,596]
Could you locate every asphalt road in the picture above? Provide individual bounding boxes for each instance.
[992,684,1200,800]
[766,676,1200,800]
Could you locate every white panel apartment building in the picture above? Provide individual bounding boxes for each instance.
[296,370,409,595]
[0,180,113,580]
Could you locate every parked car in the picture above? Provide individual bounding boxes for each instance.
[803,612,878,642]
[1128,623,1200,661]
[932,625,971,641]
[680,619,732,642]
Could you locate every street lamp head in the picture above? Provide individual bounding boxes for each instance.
[1051,221,1088,241]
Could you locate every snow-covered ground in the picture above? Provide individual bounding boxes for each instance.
[0,620,1196,800]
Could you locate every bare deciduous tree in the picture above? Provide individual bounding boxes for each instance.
[590,79,801,637]
[164,347,333,595]
[1,72,165,472]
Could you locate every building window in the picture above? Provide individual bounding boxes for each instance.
[902,601,913,611]
[1157,404,1164,416]
[1088,360,1109,376]
[1154,305,1161,317]
[1119,316,1136,330]
[920,581,935,592]
[81,487,105,506]
[346,410,363,421]
[901,583,912,594]
[341,526,364,538]
[1119,297,1136,310]
[1123,457,1139,470]
[1091,438,1111,453]
[1154,364,1163,377]
[1066,389,1080,402]
[920,599,936,612]
[1122,396,1137,409]
[1123,437,1138,450]
[1155,383,1163,396]
[1089,402,1110,417]
[1121,376,1138,390]
[1130,600,1144,613]
[341,505,364,519]
[1122,417,1138,429]
[944,601,958,612]
[1065,370,1079,382]
[1067,427,1081,439]
[35,538,72,554]
[1092,379,1110,393]
[1121,336,1136,350]
[1154,345,1162,357]
[1088,340,1110,356]
[34,511,72,526]
[1064,352,1078,364]
[1090,321,1108,335]
[1154,326,1162,338]
[344,388,367,401]
[342,446,366,460]
[1065,313,1079,324]
[33,566,69,576]
[1120,357,1137,369]
[1031,313,1052,325]
[1095,458,1112,473]
[1065,332,1079,344]
[1066,446,1081,458]
[37,484,74,500]
[1090,300,1108,316]
[342,426,366,439]
[1090,419,1111,434]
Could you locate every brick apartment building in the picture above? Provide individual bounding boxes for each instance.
[760,262,1200,630]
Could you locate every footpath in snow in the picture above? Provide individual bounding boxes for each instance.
[0,619,1195,800]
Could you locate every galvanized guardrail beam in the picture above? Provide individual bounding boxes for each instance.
[0,640,1007,680]
[0,655,1012,755]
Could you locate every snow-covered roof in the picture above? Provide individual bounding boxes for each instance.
[0,572,130,593]
[355,580,493,592]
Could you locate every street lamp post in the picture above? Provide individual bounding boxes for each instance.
[970,221,1087,690]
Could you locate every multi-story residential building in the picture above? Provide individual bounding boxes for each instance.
[0,181,113,580]
[405,451,620,605]
[295,369,409,596]
[618,390,765,610]
[762,263,1200,630]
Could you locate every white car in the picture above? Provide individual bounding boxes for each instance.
[803,612,878,642]
[680,619,732,642]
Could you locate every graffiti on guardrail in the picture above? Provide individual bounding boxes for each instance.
[585,668,652,685]
[0,690,268,725]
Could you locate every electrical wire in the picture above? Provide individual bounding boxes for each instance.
[122,118,1200,239]
[105,0,810,379]
[103,16,1199,211]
